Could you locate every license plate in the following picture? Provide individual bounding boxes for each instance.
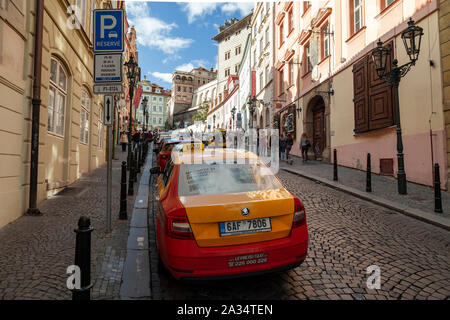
[219,218,271,236]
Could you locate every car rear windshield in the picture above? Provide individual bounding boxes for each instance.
[178,163,282,196]
[163,142,179,151]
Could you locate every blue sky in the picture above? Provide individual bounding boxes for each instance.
[125,1,254,89]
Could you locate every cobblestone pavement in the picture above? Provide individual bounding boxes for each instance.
[149,170,450,300]
[0,146,144,300]
[280,156,449,219]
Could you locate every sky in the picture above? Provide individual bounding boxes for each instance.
[125,1,254,90]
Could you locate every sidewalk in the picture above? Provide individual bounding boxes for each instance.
[0,144,144,299]
[280,156,450,230]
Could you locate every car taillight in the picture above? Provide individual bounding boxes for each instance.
[293,197,306,228]
[166,212,194,240]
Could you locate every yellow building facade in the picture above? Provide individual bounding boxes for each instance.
[0,0,116,228]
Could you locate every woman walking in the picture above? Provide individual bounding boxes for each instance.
[120,131,128,152]
[279,133,286,161]
[285,133,293,164]
[300,133,311,163]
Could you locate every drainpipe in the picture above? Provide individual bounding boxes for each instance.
[27,0,44,215]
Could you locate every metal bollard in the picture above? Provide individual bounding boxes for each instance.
[434,163,443,213]
[366,153,372,192]
[138,144,142,171]
[333,149,338,181]
[119,161,127,219]
[72,216,94,300]
[128,152,134,196]
[134,151,139,181]
[140,143,145,166]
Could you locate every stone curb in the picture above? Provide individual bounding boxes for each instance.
[120,145,153,300]
[281,167,450,231]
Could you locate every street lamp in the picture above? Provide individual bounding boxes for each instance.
[231,106,236,130]
[124,54,138,170]
[371,18,423,195]
[142,96,148,131]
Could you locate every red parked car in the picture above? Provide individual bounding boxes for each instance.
[157,139,181,171]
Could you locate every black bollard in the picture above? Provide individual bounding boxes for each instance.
[138,143,142,170]
[128,152,134,196]
[366,153,372,192]
[119,161,127,219]
[434,163,443,213]
[141,143,145,166]
[333,149,338,181]
[72,216,94,300]
[134,151,139,181]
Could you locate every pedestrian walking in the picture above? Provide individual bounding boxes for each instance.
[279,134,286,161]
[120,131,128,152]
[132,130,140,151]
[300,133,311,163]
[285,133,293,164]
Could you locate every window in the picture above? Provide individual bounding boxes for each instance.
[80,90,90,144]
[183,87,186,92]
[260,72,264,91]
[322,23,330,59]
[98,106,103,148]
[225,68,230,77]
[75,0,87,29]
[353,42,395,133]
[177,86,181,92]
[159,106,162,112]
[265,28,269,47]
[279,69,284,94]
[159,118,162,124]
[48,58,67,136]
[289,62,294,86]
[352,0,363,34]
[190,87,193,93]
[153,117,156,124]
[382,0,396,10]
[304,42,312,73]
[235,46,241,55]
[279,22,284,45]
[265,65,270,85]
[153,106,157,112]
[225,51,231,60]
[266,2,270,13]
[235,64,240,73]
[159,97,162,101]
[260,38,264,55]
[288,9,294,33]
[303,1,311,13]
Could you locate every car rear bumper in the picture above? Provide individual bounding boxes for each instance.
[161,225,308,280]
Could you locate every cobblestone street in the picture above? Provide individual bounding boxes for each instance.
[0,147,139,300]
[150,170,450,300]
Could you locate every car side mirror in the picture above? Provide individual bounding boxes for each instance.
[150,166,161,175]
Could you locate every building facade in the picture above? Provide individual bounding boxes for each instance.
[0,0,137,228]
[168,67,216,128]
[135,77,171,131]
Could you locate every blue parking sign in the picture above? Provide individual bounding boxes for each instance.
[93,9,124,52]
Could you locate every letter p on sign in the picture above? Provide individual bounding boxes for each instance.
[100,15,116,38]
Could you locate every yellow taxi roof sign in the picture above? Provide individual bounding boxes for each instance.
[181,142,204,153]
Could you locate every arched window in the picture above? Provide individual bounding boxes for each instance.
[80,89,90,144]
[48,57,68,136]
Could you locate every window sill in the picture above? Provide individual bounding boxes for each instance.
[318,55,330,66]
[345,26,366,43]
[301,70,312,79]
[376,0,400,19]
[47,131,65,139]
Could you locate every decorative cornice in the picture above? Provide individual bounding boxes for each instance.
[312,7,332,28]
[298,29,312,45]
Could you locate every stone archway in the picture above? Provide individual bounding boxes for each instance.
[305,95,327,160]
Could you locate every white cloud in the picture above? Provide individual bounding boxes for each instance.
[180,2,219,24]
[179,2,254,24]
[220,3,254,16]
[150,72,172,84]
[126,2,193,54]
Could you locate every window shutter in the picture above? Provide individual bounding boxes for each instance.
[368,41,395,130]
[353,56,369,133]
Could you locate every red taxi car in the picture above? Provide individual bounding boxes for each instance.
[150,148,308,280]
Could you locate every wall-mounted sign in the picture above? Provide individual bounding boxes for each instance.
[94,83,123,94]
[94,54,122,83]
[93,9,124,52]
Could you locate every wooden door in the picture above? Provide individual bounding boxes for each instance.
[313,110,325,158]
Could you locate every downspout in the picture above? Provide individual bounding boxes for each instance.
[27,0,44,215]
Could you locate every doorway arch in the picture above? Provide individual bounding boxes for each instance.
[305,95,326,160]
